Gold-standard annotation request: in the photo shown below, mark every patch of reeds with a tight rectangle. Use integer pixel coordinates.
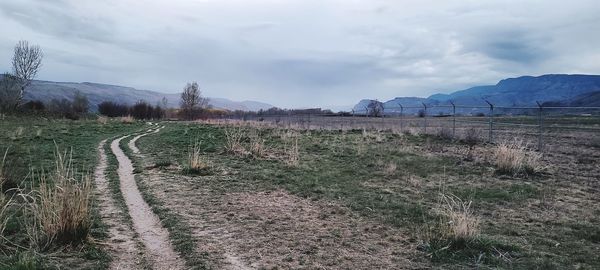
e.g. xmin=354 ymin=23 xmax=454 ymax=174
xmin=26 ymin=147 xmax=92 ymax=248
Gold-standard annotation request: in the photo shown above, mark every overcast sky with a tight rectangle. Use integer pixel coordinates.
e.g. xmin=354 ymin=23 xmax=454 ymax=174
xmin=1 ymin=0 xmax=599 ymax=108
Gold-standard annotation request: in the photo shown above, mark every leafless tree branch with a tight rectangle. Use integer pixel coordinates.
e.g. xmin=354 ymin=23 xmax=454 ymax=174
xmin=12 ymin=40 xmax=43 ymax=107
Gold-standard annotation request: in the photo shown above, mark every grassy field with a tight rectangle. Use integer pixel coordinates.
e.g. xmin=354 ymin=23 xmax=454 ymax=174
xmin=0 ymin=115 xmax=144 ymax=269
xmin=133 ymin=121 xmax=600 ymax=269
xmin=1 ymin=116 xmax=599 ymax=269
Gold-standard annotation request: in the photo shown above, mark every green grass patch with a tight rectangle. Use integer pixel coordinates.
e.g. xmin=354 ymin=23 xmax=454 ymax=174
xmin=453 ymin=183 xmax=539 ymax=203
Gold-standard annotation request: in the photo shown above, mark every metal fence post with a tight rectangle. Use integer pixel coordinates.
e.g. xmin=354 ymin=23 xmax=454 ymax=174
xmin=398 ymin=103 xmax=404 ymax=132
xmin=422 ymin=102 xmax=427 ymax=134
xmin=381 ymin=106 xmax=385 ymax=129
xmin=450 ymin=101 xmax=456 ymax=138
xmin=485 ymin=100 xmax=494 ymax=143
xmin=536 ymin=101 xmax=544 ymax=151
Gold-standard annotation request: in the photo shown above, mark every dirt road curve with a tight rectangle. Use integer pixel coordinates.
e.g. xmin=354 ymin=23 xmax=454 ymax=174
xmin=96 ymin=127 xmax=184 ymax=270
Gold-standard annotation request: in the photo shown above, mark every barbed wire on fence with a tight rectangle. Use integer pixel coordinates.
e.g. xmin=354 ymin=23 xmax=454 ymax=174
xmin=224 ymin=102 xmax=600 ymax=152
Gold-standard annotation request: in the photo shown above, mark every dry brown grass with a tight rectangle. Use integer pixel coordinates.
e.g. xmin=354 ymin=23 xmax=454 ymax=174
xmin=97 ymin=115 xmax=109 ymax=125
xmin=188 ymin=141 xmax=210 ymax=171
xmin=224 ymin=127 xmax=247 ymax=156
xmin=283 ymin=136 xmax=300 ymax=167
xmin=438 ymin=193 xmax=480 ymax=242
xmin=383 ymin=162 xmax=397 ymax=176
xmin=9 ymin=126 xmax=24 ymax=140
xmin=120 ymin=115 xmax=135 ymax=124
xmin=0 ymin=148 xmax=12 ymax=246
xmin=27 ymin=147 xmax=92 ymax=248
xmin=248 ymin=131 xmax=267 ymax=158
xmin=493 ymin=139 xmax=541 ymax=175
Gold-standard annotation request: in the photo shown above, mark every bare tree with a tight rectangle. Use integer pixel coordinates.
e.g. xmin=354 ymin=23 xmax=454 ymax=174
xmin=180 ymin=82 xmax=208 ymax=120
xmin=0 ymin=73 xmax=20 ymax=112
xmin=367 ymin=100 xmax=384 ymax=117
xmin=72 ymin=91 xmax=89 ymax=114
xmin=12 ymin=40 xmax=43 ymax=107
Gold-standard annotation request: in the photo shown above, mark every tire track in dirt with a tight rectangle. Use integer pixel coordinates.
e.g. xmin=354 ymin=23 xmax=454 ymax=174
xmin=94 ymin=140 xmax=142 ymax=270
xmin=130 ymin=125 xmax=253 ymax=270
xmin=129 ymin=126 xmax=163 ymax=155
xmin=111 ymin=129 xmax=184 ymax=270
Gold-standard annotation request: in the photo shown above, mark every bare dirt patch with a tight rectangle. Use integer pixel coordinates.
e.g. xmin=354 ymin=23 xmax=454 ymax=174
xmin=111 ymin=135 xmax=184 ymax=270
xmin=143 ymin=168 xmax=427 ymax=269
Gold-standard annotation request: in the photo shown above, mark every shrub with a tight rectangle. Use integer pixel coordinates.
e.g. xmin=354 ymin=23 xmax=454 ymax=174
xmin=98 ymin=101 xmax=129 ymax=117
xmin=27 ymin=147 xmax=92 ymax=248
xmin=47 ymin=98 xmax=75 ymax=119
xmin=131 ymin=100 xmax=164 ymax=120
xmin=21 ymin=100 xmax=46 ymax=113
xmin=463 ymin=128 xmax=480 ymax=146
xmin=72 ymin=91 xmax=89 ymax=115
xmin=437 ymin=127 xmax=453 ymax=140
xmin=493 ymin=139 xmax=541 ymax=175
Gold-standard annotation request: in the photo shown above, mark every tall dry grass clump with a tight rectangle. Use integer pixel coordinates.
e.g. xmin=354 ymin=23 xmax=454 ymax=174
xmin=283 ymin=136 xmax=300 ymax=167
xmin=1 ymin=148 xmax=12 ymax=245
xmin=97 ymin=115 xmax=109 ymax=125
xmin=120 ymin=115 xmax=134 ymax=124
xmin=439 ymin=193 xmax=480 ymax=242
xmin=248 ymin=131 xmax=267 ymax=158
xmin=224 ymin=127 xmax=247 ymax=156
xmin=184 ymin=141 xmax=210 ymax=175
xmin=493 ymin=139 xmax=541 ymax=175
xmin=421 ymin=193 xmax=480 ymax=255
xmin=27 ymin=147 xmax=92 ymax=248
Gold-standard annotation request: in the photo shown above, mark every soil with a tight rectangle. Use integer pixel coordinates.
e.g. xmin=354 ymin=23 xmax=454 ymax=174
xmin=111 ymin=131 xmax=184 ymax=270
xmin=93 ymin=140 xmax=142 ymax=270
xmin=141 ymin=169 xmax=427 ymax=269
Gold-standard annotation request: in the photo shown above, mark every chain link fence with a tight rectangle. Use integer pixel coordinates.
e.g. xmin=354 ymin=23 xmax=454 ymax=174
xmin=223 ymin=103 xmax=600 ymax=152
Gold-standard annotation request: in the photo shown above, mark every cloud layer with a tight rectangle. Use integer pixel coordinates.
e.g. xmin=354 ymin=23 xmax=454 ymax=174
xmin=1 ymin=0 xmax=599 ymax=108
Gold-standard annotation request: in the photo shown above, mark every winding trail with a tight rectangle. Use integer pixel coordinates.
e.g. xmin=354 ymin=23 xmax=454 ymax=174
xmin=94 ymin=140 xmax=141 ymax=270
xmin=110 ymin=127 xmax=184 ymax=270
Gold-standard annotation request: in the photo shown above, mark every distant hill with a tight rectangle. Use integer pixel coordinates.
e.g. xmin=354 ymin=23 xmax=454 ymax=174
xmin=354 ymin=74 xmax=600 ymax=114
xmin=10 ymin=77 xmax=274 ymax=112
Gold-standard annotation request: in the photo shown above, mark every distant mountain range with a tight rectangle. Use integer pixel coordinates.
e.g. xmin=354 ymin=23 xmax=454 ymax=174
xmin=11 ymin=78 xmax=274 ymax=112
xmin=354 ymin=74 xmax=600 ymax=114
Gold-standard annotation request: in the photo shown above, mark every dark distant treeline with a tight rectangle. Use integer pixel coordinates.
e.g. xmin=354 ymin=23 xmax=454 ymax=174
xmin=228 ymin=107 xmax=336 ymax=118
xmin=98 ymin=101 xmax=165 ymax=120
xmin=7 ymin=91 xmax=91 ymax=119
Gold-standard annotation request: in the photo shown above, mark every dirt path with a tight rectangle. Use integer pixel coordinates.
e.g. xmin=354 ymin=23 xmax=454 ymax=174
xmin=110 ymin=130 xmax=184 ymax=270
xmin=129 ymin=126 xmax=163 ymax=155
xmin=94 ymin=140 xmax=142 ymax=270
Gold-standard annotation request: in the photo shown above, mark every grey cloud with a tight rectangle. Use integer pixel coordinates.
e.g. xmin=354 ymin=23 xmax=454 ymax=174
xmin=0 ymin=0 xmax=115 ymax=44
xmin=0 ymin=0 xmax=599 ymax=108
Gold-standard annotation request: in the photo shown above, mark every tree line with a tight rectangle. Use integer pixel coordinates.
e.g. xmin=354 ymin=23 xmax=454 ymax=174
xmin=0 ymin=40 xmax=249 ymax=121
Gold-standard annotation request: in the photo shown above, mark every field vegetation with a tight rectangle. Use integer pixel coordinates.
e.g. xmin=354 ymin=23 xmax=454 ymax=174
xmin=130 ymin=120 xmax=600 ymax=269
xmin=1 ymin=112 xmax=599 ymax=269
xmin=0 ymin=115 xmax=144 ymax=268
